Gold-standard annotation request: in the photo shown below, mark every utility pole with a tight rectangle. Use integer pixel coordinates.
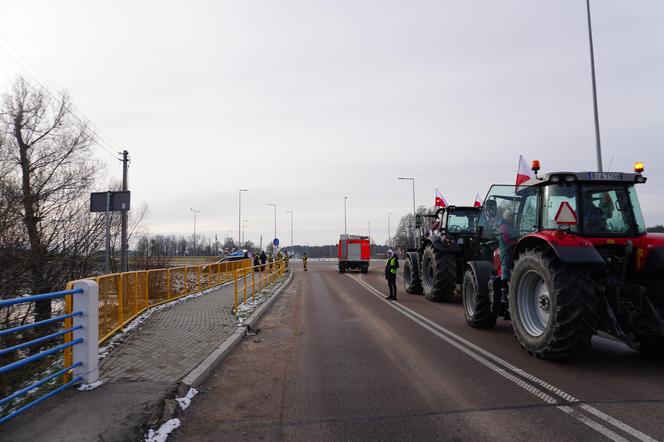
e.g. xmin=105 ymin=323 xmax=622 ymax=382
xmin=239 ymin=189 xmax=248 ymax=250
xmin=586 ymin=0 xmax=603 ymax=171
xmin=120 ymin=150 xmax=129 ymax=272
xmin=190 ymin=208 xmax=200 ymax=256
xmin=388 ymin=211 xmax=393 ymax=248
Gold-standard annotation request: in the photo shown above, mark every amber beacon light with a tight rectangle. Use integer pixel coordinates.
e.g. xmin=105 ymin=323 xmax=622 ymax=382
xmin=634 ymin=162 xmax=645 ymax=173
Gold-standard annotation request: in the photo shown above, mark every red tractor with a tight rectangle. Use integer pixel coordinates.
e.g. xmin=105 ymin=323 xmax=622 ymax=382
xmin=462 ymin=162 xmax=664 ymax=359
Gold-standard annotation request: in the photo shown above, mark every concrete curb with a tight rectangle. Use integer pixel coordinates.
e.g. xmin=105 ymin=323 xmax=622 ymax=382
xmin=180 ymin=270 xmax=294 ymax=390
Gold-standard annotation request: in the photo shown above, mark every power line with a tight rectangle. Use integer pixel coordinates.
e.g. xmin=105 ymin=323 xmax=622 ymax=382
xmin=0 ymin=36 xmax=122 ymax=160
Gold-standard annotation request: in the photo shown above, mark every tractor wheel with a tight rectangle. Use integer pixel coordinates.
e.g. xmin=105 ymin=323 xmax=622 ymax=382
xmin=462 ymin=270 xmax=496 ymax=328
xmin=403 ymin=253 xmax=422 ymax=294
xmin=509 ymin=249 xmax=598 ymax=360
xmin=421 ymin=245 xmax=456 ymax=302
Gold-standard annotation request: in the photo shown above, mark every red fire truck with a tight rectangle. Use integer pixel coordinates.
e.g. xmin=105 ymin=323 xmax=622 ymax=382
xmin=338 ymin=234 xmax=371 ymax=273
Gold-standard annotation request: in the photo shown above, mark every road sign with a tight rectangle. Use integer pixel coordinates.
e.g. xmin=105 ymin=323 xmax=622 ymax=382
xmin=554 ymin=201 xmax=577 ymax=225
xmin=273 ymin=238 xmax=280 ymax=247
xmin=90 ymin=191 xmax=131 ymax=212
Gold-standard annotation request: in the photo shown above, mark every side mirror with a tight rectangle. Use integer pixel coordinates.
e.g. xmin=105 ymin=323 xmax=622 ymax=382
xmin=415 ymin=214 xmax=423 ymax=228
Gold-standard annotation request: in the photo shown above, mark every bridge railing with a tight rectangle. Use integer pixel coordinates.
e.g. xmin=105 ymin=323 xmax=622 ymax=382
xmin=233 ymin=259 xmax=287 ymax=312
xmin=0 ymin=280 xmax=98 ymax=425
xmin=64 ymin=258 xmax=252 ymax=347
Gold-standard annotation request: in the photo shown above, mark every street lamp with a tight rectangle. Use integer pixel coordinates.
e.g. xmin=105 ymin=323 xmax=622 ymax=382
xmin=242 ymin=219 xmax=248 ymax=246
xmin=239 ymin=189 xmax=248 ymax=249
xmin=344 ymin=196 xmax=348 ymax=234
xmin=267 ymin=203 xmax=277 ymax=244
xmin=286 ymin=210 xmax=294 ymax=256
xmin=388 ymin=211 xmax=393 ymax=248
xmin=189 ymin=208 xmax=200 ymax=256
xmin=398 ymin=177 xmax=416 ymax=248
xmin=585 ymin=0 xmax=603 ymax=171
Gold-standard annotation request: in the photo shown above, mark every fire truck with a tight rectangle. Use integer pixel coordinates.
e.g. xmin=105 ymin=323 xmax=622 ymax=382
xmin=338 ymin=234 xmax=371 ymax=273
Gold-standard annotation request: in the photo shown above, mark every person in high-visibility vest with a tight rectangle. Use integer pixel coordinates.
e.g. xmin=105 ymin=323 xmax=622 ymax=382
xmin=384 ymin=250 xmax=399 ymax=300
xmin=302 ymin=253 xmax=308 ymax=271
xmin=284 ymin=252 xmax=290 ymax=268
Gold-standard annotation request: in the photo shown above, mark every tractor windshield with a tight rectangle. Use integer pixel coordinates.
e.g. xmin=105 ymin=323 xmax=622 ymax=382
xmin=542 ymin=183 xmax=646 ymax=236
xmin=445 ymin=210 xmax=479 ymax=234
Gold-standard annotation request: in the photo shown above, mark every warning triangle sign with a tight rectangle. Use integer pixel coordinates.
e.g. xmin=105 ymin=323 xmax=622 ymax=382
xmin=554 ymin=201 xmax=578 ymax=225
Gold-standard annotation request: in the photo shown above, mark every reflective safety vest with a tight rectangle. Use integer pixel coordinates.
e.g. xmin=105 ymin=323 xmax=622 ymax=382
xmin=387 ymin=256 xmax=399 ymax=275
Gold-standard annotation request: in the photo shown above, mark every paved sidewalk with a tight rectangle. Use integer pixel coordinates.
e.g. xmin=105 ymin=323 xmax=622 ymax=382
xmin=1 ymin=281 xmax=257 ymax=442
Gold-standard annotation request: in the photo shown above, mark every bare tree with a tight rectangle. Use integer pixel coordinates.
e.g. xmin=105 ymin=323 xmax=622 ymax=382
xmin=0 ymin=78 xmax=103 ymax=320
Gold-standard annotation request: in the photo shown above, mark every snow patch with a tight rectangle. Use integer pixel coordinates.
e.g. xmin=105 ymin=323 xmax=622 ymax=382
xmin=175 ymin=387 xmax=198 ymax=410
xmin=77 ymin=380 xmax=103 ymax=391
xmin=145 ymin=418 xmax=181 ymax=442
xmin=234 ymin=274 xmax=288 ymax=323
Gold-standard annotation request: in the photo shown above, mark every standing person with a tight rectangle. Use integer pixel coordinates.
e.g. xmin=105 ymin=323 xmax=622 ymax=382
xmin=284 ymin=252 xmax=290 ymax=269
xmin=498 ymin=209 xmax=517 ymax=310
xmin=385 ymin=250 xmax=399 ymax=300
xmin=253 ymin=253 xmax=260 ymax=271
xmin=260 ymin=250 xmax=267 ymax=272
xmin=302 ymin=252 xmax=308 ymax=272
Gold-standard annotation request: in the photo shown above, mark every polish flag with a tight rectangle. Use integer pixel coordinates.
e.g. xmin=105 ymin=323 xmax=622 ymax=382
xmin=434 ymin=189 xmax=448 ymax=208
xmin=474 ymin=193 xmax=482 ymax=208
xmin=516 ymin=155 xmax=534 ymax=188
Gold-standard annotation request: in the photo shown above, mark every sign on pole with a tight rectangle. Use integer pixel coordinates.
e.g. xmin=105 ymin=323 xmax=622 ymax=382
xmin=90 ymin=191 xmax=131 ymax=212
xmin=273 ymin=238 xmax=280 ymax=247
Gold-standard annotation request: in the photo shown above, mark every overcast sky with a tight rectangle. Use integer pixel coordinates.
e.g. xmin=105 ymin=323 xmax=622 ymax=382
xmin=1 ymin=1 xmax=663 ymax=246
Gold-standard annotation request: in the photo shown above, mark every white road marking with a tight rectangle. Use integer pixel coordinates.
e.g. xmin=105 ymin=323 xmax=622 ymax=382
xmin=348 ymin=274 xmax=657 ymax=442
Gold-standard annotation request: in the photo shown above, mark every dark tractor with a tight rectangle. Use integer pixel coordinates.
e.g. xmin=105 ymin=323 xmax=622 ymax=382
xmin=463 ymin=162 xmax=664 ymax=359
xmin=404 ymin=206 xmax=482 ymax=302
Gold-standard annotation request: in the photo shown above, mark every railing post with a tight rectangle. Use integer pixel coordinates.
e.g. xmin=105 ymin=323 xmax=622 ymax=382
xmin=72 ymin=279 xmax=99 ymax=384
xmin=243 ymin=271 xmax=247 ymax=305
xmin=184 ymin=267 xmax=188 ymax=294
xmin=233 ymin=269 xmax=238 ymax=313
xmin=117 ymin=274 xmax=124 ymax=326
xmin=252 ymin=268 xmax=255 ymax=302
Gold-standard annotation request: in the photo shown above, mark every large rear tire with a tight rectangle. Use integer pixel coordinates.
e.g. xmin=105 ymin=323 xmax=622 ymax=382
xmin=509 ymin=249 xmax=598 ymax=360
xmin=462 ymin=270 xmax=496 ymax=328
xmin=403 ymin=253 xmax=422 ymax=294
xmin=421 ymin=245 xmax=456 ymax=302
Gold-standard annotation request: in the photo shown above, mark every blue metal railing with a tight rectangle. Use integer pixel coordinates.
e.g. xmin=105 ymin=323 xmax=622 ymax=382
xmin=0 ymin=288 xmax=85 ymax=425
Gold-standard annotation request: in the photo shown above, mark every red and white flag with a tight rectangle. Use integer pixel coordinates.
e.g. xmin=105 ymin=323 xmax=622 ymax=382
xmin=474 ymin=193 xmax=482 ymax=208
xmin=516 ymin=155 xmax=534 ymax=188
xmin=434 ymin=189 xmax=448 ymax=208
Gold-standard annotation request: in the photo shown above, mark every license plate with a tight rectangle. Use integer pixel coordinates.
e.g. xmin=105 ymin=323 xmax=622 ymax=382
xmin=588 ymin=172 xmax=623 ymax=181
xmin=457 ymin=238 xmax=464 ymax=245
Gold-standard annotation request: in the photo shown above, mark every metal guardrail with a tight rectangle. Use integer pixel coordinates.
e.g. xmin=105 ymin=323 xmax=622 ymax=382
xmin=0 ymin=281 xmax=99 ymax=425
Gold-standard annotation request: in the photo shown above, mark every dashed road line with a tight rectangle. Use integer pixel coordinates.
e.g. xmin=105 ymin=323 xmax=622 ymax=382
xmin=348 ymin=274 xmax=657 ymax=442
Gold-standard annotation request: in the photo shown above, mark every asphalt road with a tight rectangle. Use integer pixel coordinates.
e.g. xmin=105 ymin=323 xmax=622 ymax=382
xmin=174 ymin=261 xmax=664 ymax=441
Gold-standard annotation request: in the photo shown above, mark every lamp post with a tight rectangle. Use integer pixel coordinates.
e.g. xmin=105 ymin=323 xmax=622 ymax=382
xmin=189 ymin=208 xmax=200 ymax=256
xmin=344 ymin=196 xmax=348 ymax=234
xmin=585 ymin=0 xmax=603 ymax=171
xmin=398 ymin=177 xmax=416 ymax=248
xmin=388 ymin=211 xmax=393 ymax=248
xmin=267 ymin=203 xmax=277 ymax=244
xmin=286 ymin=210 xmax=293 ymax=256
xmin=239 ymin=189 xmax=248 ymax=249
xmin=242 ymin=219 xmax=248 ymax=246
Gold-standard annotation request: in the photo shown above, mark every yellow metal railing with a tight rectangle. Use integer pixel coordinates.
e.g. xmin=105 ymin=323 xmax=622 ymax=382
xmin=63 ymin=258 xmax=289 ymax=382
xmin=232 ymin=259 xmax=287 ymax=313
